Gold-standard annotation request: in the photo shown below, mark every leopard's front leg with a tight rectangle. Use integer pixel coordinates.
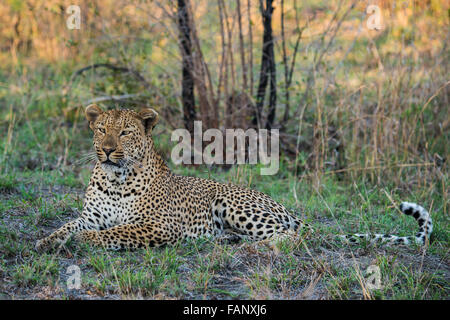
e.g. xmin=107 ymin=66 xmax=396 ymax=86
xmin=74 ymin=222 xmax=181 ymax=250
xmin=35 ymin=217 xmax=94 ymax=252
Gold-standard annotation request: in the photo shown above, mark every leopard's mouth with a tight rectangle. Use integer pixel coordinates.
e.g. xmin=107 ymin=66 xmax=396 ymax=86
xmin=102 ymin=159 xmax=121 ymax=167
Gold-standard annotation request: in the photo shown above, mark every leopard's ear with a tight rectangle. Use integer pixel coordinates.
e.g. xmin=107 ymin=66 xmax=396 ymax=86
xmin=138 ymin=108 xmax=159 ymax=133
xmin=85 ymin=104 xmax=103 ymax=125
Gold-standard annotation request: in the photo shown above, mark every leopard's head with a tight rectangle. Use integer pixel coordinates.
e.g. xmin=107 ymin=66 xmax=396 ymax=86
xmin=85 ymin=104 xmax=159 ymax=171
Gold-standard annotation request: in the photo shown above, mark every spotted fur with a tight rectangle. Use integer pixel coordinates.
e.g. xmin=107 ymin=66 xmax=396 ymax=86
xmin=339 ymin=202 xmax=433 ymax=245
xmin=35 ymin=106 xmax=433 ymax=251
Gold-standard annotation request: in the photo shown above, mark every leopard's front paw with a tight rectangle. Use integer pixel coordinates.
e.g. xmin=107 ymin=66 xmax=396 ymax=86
xmin=35 ymin=233 xmax=67 ymax=252
xmin=35 ymin=237 xmax=55 ymax=252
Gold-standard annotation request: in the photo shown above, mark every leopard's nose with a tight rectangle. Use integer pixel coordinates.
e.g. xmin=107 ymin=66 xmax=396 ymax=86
xmin=102 ymin=147 xmax=116 ymax=156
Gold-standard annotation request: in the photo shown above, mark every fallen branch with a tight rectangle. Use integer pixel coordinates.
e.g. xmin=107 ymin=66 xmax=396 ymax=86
xmin=70 ymin=63 xmax=151 ymax=90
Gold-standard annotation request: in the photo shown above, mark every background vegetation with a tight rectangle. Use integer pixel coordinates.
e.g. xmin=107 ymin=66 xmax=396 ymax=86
xmin=0 ymin=0 xmax=448 ymax=299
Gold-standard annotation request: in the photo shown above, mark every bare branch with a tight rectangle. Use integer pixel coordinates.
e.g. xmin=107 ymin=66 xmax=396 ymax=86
xmin=70 ymin=63 xmax=151 ymax=89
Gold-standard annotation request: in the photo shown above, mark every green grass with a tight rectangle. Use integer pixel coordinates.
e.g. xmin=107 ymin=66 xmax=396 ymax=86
xmin=0 ymin=119 xmax=448 ymax=299
xmin=12 ymin=254 xmax=60 ymax=288
xmin=0 ymin=122 xmax=448 ymax=299
xmin=0 ymin=163 xmax=448 ymax=299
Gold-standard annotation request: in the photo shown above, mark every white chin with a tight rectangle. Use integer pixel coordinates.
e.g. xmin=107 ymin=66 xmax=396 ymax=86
xmin=101 ymin=162 xmax=122 ymax=172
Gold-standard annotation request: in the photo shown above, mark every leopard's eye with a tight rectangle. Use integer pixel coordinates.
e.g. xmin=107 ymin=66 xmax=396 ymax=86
xmin=120 ymin=130 xmax=132 ymax=136
xmin=98 ymin=127 xmax=106 ymax=134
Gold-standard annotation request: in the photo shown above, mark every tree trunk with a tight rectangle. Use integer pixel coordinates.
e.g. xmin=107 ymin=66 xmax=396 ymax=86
xmin=253 ymin=0 xmax=276 ymax=129
xmin=177 ymin=0 xmax=196 ymax=135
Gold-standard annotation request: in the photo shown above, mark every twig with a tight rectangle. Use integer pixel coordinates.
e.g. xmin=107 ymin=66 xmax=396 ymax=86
xmin=70 ymin=63 xmax=151 ymax=90
xmin=295 ymin=0 xmax=356 ymax=118
xmin=237 ymin=0 xmax=248 ymax=92
xmin=281 ymin=0 xmax=304 ymax=127
xmin=247 ymin=0 xmax=254 ymax=97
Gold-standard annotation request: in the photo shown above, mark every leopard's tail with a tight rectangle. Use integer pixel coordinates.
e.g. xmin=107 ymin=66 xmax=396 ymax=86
xmin=339 ymin=202 xmax=433 ymax=245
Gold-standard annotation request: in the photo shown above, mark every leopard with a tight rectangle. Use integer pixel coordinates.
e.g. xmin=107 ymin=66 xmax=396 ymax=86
xmin=35 ymin=104 xmax=433 ymax=251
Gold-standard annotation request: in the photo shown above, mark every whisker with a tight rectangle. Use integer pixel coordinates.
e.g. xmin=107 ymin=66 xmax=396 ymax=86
xmin=74 ymin=157 xmax=97 ymax=165
xmin=126 ymin=157 xmax=143 ymax=169
xmin=74 ymin=151 xmax=98 ymax=165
